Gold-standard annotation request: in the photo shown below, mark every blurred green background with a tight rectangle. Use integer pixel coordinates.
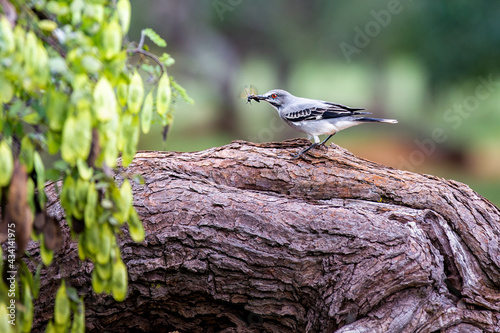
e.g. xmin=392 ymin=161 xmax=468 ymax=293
xmin=129 ymin=0 xmax=500 ymax=206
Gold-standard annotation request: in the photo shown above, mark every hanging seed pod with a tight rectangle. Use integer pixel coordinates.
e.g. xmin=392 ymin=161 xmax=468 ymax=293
xmin=127 ymin=70 xmax=144 ymax=114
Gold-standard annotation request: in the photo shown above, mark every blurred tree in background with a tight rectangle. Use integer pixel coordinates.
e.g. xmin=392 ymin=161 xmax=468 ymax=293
xmin=132 ymin=0 xmax=500 ymax=205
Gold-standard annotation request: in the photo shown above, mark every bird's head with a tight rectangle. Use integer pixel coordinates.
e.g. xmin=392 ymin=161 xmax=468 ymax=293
xmin=247 ymin=89 xmax=294 ymax=110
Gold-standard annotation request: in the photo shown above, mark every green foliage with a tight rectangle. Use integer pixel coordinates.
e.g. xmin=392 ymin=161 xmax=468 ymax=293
xmin=142 ymin=28 xmax=167 ymax=48
xmin=0 ymin=0 xmax=191 ymax=331
xmin=44 ymin=281 xmax=84 ymax=333
xmin=156 ymin=73 xmax=172 ymax=117
xmin=0 ymin=141 xmax=13 ymax=187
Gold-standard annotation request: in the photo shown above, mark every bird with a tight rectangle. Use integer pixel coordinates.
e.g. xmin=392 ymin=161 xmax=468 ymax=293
xmin=247 ymin=89 xmax=398 ymax=158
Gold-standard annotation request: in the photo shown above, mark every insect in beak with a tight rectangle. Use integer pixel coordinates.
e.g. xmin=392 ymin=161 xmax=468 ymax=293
xmin=246 ymin=94 xmax=261 ymax=104
xmin=243 ymin=85 xmax=260 ymax=104
xmin=247 ymin=94 xmax=266 ymax=104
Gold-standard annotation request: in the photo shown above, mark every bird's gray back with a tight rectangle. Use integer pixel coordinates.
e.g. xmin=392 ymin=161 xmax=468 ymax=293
xmin=281 ymin=97 xmax=327 ymax=115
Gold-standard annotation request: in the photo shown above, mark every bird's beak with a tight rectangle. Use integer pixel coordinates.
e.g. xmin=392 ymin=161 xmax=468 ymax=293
xmin=247 ymin=94 xmax=266 ymax=103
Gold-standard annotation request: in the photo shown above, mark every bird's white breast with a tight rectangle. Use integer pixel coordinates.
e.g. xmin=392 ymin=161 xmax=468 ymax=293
xmin=286 ymin=119 xmax=361 ymax=136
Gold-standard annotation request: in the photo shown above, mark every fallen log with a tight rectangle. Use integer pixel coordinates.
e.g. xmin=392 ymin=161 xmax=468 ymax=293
xmin=32 ymin=139 xmax=500 ymax=332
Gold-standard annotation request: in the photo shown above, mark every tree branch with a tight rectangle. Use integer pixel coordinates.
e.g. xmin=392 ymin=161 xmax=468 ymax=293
xmin=127 ymin=29 xmax=166 ymax=84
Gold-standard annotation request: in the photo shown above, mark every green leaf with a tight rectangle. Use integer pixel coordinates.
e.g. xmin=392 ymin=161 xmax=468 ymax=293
xmin=20 ymin=280 xmax=34 ymax=332
xmin=0 ymin=75 xmax=13 ymax=103
xmin=96 ymin=223 xmax=112 ymax=265
xmin=119 ymin=179 xmax=133 ymax=219
xmin=23 ymin=109 xmax=42 ymax=125
xmin=19 ymin=136 xmax=34 ymax=173
xmin=23 ymin=31 xmax=38 ymax=84
xmin=18 ymin=261 xmax=34 ymax=296
xmin=121 ymin=114 xmax=140 ymax=166
xmin=140 ymin=64 xmax=154 ymax=74
xmin=65 ymin=286 xmax=80 ymax=303
xmin=156 ymin=73 xmax=171 ymax=116
xmin=77 ymin=236 xmax=86 ymax=261
xmin=112 ymin=179 xmax=132 ymax=223
xmin=54 ymin=281 xmax=70 ymax=326
xmin=48 ymin=57 xmax=68 ymax=74
xmin=61 ymin=109 xmax=92 ymax=166
xmin=47 ymin=130 xmax=62 ymax=155
xmin=0 ymin=140 xmax=13 ymax=187
xmin=46 ymin=1 xmax=69 ymax=16
xmin=33 ymin=39 xmax=49 ymax=88
xmin=93 ymin=76 xmax=117 ymax=122
xmin=0 ymin=17 xmax=15 ymax=55
xmin=26 ymin=177 xmax=36 ymax=216
xmin=46 ymin=90 xmax=69 ymax=131
xmin=84 ymin=181 xmax=97 ymax=228
xmin=81 ymin=55 xmax=102 ymax=74
xmin=128 ymin=206 xmax=144 ymax=242
xmin=45 ymin=320 xmax=56 ymax=333
xmin=76 ymin=159 xmax=93 ymax=181
xmin=73 ymin=177 xmax=89 ymax=220
xmin=91 ymin=270 xmax=106 ymax=294
xmin=101 ymin=198 xmax=113 ymax=210
xmin=142 ymin=28 xmax=166 ymax=48
xmin=95 ymin=261 xmax=112 ymax=281
xmin=54 ymin=160 xmax=69 ymax=172
xmin=33 ymin=263 xmax=42 ymax=299
xmin=100 ymin=21 xmax=122 ymax=60
xmin=98 ymin=112 xmax=120 ymax=167
xmin=111 ymin=258 xmax=128 ymax=301
xmin=70 ymin=0 xmax=84 ymax=26
xmin=84 ymin=222 xmax=99 ymax=256
xmin=159 ymin=53 xmax=175 ymax=67
xmin=116 ymin=79 xmax=128 ymax=107
xmin=171 ymin=78 xmax=194 ymax=104
xmin=127 ymin=70 xmax=144 ymax=114
xmin=38 ymin=20 xmax=58 ymax=32
xmin=13 ymin=25 xmax=25 ymax=56
xmin=82 ymin=3 xmax=104 ymax=24
xmin=34 ymin=151 xmax=46 ymax=207
xmin=141 ymin=91 xmax=153 ymax=134
xmin=70 ymin=298 xmax=85 ymax=333
xmin=60 ymin=175 xmax=76 ymax=217
xmin=40 ymin=233 xmax=54 ymax=266
xmin=117 ymin=0 xmax=131 ymax=34
xmin=0 ymin=303 xmax=15 ymax=333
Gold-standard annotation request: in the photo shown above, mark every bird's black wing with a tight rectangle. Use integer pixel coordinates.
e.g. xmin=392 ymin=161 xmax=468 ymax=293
xmin=284 ymin=103 xmax=370 ymax=123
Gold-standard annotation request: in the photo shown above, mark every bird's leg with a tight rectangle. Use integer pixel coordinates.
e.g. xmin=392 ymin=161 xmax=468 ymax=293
xmin=319 ymin=134 xmax=335 ymax=148
xmin=292 ymin=142 xmax=319 ymax=158
xmin=293 ymin=133 xmax=336 ymax=158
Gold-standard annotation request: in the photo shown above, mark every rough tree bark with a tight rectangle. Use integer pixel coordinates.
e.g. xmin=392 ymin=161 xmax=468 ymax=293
xmin=32 ymin=139 xmax=500 ymax=332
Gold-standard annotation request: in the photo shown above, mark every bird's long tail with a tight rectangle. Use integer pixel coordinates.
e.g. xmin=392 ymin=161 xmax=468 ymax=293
xmin=356 ymin=117 xmax=398 ymax=124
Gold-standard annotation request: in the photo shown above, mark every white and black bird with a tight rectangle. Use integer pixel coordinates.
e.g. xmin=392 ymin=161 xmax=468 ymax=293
xmin=247 ymin=89 xmax=398 ymax=158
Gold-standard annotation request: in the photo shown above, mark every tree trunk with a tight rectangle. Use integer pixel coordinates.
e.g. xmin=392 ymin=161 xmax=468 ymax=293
xmin=32 ymin=139 xmax=500 ymax=332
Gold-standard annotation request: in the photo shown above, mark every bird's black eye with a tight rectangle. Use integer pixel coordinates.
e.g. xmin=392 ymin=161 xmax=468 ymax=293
xmin=271 ymin=93 xmax=277 ymax=98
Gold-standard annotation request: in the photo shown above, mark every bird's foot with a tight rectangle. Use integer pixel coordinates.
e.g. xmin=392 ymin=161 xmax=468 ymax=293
xmin=292 ymin=143 xmax=319 ymax=159
xmin=292 ymin=152 xmax=313 ymax=160
xmin=318 ymin=143 xmax=329 ymax=151
xmin=291 ymin=152 xmax=304 ymax=159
